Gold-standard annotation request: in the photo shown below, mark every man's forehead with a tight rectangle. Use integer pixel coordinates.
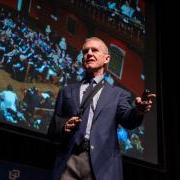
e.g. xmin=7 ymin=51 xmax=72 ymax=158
xmin=83 ymin=39 xmax=100 ymax=46
xmin=82 ymin=39 xmax=107 ymax=50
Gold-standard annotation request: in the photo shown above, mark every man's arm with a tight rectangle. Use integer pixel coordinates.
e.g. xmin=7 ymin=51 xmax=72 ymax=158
xmin=47 ymin=88 xmax=81 ymax=142
xmin=116 ymin=89 xmax=156 ymax=130
xmin=48 ymin=89 xmax=64 ymax=139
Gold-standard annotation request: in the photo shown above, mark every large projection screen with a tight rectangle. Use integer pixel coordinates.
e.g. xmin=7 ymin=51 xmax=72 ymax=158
xmin=0 ymin=0 xmax=163 ymax=166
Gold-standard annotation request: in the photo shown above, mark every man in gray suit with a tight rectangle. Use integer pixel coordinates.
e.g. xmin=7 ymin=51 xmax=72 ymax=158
xmin=49 ymin=37 xmax=156 ymax=180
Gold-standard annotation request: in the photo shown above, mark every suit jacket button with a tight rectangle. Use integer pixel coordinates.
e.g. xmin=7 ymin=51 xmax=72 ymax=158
xmin=90 ymin=145 xmax=94 ymax=150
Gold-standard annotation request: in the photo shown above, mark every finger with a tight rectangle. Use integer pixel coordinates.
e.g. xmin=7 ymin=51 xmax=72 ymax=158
xmin=145 ymin=105 xmax=152 ymax=112
xmin=68 ymin=123 xmax=76 ymax=128
xmin=64 ymin=123 xmax=75 ymax=132
xmin=64 ymin=128 xmax=71 ymax=133
xmin=144 ymin=101 xmax=153 ymax=106
xmin=135 ymin=97 xmax=141 ymax=103
xmin=135 ymin=97 xmax=143 ymax=105
xmin=145 ymin=108 xmax=151 ymax=112
xmin=69 ymin=117 xmax=77 ymax=121
xmin=68 ymin=117 xmax=80 ymax=124
xmin=66 ymin=122 xmax=76 ymax=128
xmin=72 ymin=118 xmax=81 ymax=125
xmin=64 ymin=124 xmax=71 ymax=132
xmin=146 ymin=104 xmax=152 ymax=109
xmin=66 ymin=119 xmax=80 ymax=131
xmin=74 ymin=118 xmax=81 ymax=124
xmin=147 ymin=94 xmax=156 ymax=99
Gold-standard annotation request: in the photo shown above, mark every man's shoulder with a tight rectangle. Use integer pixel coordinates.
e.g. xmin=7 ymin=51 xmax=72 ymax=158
xmin=107 ymin=82 xmax=125 ymax=91
xmin=108 ymin=83 xmax=131 ymax=96
xmin=62 ymin=82 xmax=80 ymax=90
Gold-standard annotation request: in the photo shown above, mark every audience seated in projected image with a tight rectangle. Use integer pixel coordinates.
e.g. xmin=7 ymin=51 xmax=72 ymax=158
xmin=132 ymin=6 xmax=144 ymax=24
xmin=0 ymin=8 xmax=83 ymax=86
xmin=0 ymin=83 xmax=55 ymax=129
xmin=80 ymin=0 xmax=145 ymax=25
xmin=120 ymin=0 xmax=135 ymax=18
xmin=0 ymin=84 xmax=25 ymax=124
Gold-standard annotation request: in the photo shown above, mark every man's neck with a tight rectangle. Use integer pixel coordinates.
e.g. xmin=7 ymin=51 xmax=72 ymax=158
xmin=86 ymin=72 xmax=104 ymax=79
xmin=86 ymin=69 xmax=105 ymax=78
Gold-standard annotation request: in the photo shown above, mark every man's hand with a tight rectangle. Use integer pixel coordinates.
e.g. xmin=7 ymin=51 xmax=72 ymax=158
xmin=64 ymin=116 xmax=81 ymax=133
xmin=135 ymin=92 xmax=156 ymax=115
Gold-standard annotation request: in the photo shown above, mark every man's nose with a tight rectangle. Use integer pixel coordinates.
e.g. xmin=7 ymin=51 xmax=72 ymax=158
xmin=87 ymin=48 xmax=93 ymax=55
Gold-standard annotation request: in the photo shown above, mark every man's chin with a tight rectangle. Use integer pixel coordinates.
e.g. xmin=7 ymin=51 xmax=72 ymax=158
xmin=84 ymin=65 xmax=93 ymax=70
xmin=85 ymin=67 xmax=94 ymax=73
xmin=85 ymin=67 xmax=102 ymax=73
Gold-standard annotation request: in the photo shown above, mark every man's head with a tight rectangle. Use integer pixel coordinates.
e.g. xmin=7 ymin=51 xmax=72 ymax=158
xmin=82 ymin=37 xmax=110 ymax=76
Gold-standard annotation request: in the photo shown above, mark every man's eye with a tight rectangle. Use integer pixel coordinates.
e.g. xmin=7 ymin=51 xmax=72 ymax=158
xmin=91 ymin=48 xmax=98 ymax=52
xmin=82 ymin=49 xmax=88 ymax=54
xmin=82 ymin=48 xmax=98 ymax=54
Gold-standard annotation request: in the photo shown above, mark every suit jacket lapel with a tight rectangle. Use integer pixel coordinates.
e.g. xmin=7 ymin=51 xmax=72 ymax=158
xmin=92 ymin=83 xmax=112 ymax=123
xmin=71 ymin=83 xmax=81 ymax=114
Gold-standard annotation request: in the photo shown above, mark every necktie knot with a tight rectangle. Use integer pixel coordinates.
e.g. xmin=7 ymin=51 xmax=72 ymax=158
xmin=84 ymin=77 xmax=94 ymax=84
xmin=81 ymin=79 xmax=94 ymax=104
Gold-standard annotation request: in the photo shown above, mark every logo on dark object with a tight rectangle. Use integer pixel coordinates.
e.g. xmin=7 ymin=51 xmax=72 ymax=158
xmin=8 ymin=169 xmax=21 ymax=180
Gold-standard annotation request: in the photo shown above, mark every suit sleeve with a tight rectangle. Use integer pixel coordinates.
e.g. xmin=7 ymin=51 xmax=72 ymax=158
xmin=47 ymin=88 xmax=67 ymax=141
xmin=116 ymin=89 xmax=144 ymax=130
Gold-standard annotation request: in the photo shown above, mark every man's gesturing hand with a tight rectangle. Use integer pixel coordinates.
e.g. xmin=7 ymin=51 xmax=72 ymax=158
xmin=135 ymin=90 xmax=156 ymax=115
xmin=64 ymin=116 xmax=81 ymax=133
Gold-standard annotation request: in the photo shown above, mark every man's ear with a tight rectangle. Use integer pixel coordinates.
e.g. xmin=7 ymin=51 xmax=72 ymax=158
xmin=104 ymin=54 xmax=110 ymax=64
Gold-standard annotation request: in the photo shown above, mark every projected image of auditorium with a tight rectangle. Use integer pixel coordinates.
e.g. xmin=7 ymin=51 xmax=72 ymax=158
xmin=0 ymin=0 xmax=158 ymax=163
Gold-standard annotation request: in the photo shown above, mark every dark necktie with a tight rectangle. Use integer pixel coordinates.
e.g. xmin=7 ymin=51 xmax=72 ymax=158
xmin=81 ymin=79 xmax=94 ymax=107
xmin=76 ymin=79 xmax=95 ymax=144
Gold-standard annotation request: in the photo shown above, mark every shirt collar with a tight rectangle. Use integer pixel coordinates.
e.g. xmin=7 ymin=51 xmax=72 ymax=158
xmin=93 ymin=75 xmax=104 ymax=84
xmin=82 ymin=74 xmax=104 ymax=84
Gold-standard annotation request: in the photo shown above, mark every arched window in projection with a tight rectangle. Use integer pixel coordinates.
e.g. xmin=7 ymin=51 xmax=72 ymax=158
xmin=108 ymin=44 xmax=125 ymax=79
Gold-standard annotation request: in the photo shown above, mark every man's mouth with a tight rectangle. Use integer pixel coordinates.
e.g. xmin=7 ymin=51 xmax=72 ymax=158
xmin=86 ymin=59 xmax=94 ymax=63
